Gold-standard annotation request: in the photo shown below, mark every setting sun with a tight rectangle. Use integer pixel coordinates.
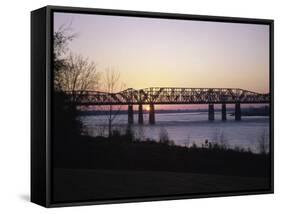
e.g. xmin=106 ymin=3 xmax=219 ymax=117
xmin=145 ymin=106 xmax=150 ymax=111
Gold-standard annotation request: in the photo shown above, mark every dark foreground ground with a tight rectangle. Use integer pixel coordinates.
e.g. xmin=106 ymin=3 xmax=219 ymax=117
xmin=52 ymin=168 xmax=269 ymax=203
xmin=52 ymin=135 xmax=271 ymax=203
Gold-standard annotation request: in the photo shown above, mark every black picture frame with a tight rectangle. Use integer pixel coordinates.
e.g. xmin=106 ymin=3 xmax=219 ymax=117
xmin=31 ymin=5 xmax=274 ymax=208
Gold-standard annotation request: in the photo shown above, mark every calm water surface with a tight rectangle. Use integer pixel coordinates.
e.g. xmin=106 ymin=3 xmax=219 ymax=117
xmin=80 ymin=112 xmax=270 ymax=153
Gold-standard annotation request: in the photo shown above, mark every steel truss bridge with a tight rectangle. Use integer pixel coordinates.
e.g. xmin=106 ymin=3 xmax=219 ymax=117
xmin=67 ymin=87 xmax=270 ymax=124
xmin=68 ymin=87 xmax=269 ymax=105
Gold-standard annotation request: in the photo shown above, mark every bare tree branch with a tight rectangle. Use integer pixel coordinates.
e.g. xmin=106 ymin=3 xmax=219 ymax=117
xmin=57 ymin=53 xmax=100 ymax=94
xmin=102 ymin=68 xmax=125 ymax=137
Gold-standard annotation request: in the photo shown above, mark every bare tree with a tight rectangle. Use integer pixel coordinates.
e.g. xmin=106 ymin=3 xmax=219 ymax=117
xmin=53 ymin=24 xmax=101 ymax=140
xmin=54 ymin=25 xmax=76 ymax=59
xmin=53 ymin=24 xmax=99 ymax=95
xmin=58 ymin=53 xmax=100 ymax=94
xmin=53 ymin=24 xmax=77 ymax=91
xmin=102 ymin=67 xmax=125 ymax=137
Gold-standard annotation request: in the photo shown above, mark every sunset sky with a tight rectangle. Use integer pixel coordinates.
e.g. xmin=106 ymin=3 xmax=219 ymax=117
xmin=54 ymin=12 xmax=270 ymax=94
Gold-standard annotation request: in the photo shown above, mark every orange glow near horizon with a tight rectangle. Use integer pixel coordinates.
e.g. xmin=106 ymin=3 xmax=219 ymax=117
xmin=145 ymin=105 xmax=150 ymax=111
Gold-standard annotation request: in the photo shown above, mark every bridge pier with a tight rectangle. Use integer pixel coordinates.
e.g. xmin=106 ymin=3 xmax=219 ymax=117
xmin=138 ymin=104 xmax=143 ymax=124
xmin=208 ymin=104 xmax=214 ymax=121
xmin=221 ymin=103 xmax=227 ymax=121
xmin=128 ymin=105 xmax=134 ymax=124
xmin=235 ymin=103 xmax=241 ymax=121
xmin=149 ymin=104 xmax=155 ymax=125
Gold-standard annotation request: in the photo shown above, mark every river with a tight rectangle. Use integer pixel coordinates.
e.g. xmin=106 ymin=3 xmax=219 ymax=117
xmin=79 ymin=111 xmax=270 ymax=153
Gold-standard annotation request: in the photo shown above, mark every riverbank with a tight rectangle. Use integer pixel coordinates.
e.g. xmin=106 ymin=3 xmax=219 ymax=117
xmin=53 ymin=134 xmax=270 ymax=178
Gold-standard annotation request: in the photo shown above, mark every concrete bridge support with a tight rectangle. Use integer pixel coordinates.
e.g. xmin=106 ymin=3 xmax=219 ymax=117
xmin=221 ymin=103 xmax=227 ymax=121
xmin=128 ymin=104 xmax=134 ymax=124
xmin=208 ymin=104 xmax=214 ymax=121
xmin=149 ymin=104 xmax=155 ymax=124
xmin=235 ymin=103 xmax=241 ymax=121
xmin=138 ymin=104 xmax=143 ymax=124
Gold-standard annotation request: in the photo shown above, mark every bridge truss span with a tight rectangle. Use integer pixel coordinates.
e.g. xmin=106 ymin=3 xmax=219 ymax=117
xmin=67 ymin=87 xmax=270 ymax=106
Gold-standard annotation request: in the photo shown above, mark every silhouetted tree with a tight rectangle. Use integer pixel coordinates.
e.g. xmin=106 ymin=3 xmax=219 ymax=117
xmin=52 ymin=25 xmax=100 ymax=150
xmin=58 ymin=53 xmax=100 ymax=102
xmin=54 ymin=25 xmax=99 ymax=94
xmin=102 ymin=68 xmax=124 ymax=137
xmin=53 ymin=24 xmax=76 ymax=91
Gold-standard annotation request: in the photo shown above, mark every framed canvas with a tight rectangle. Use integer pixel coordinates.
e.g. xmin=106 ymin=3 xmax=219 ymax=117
xmin=31 ymin=5 xmax=274 ymax=207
